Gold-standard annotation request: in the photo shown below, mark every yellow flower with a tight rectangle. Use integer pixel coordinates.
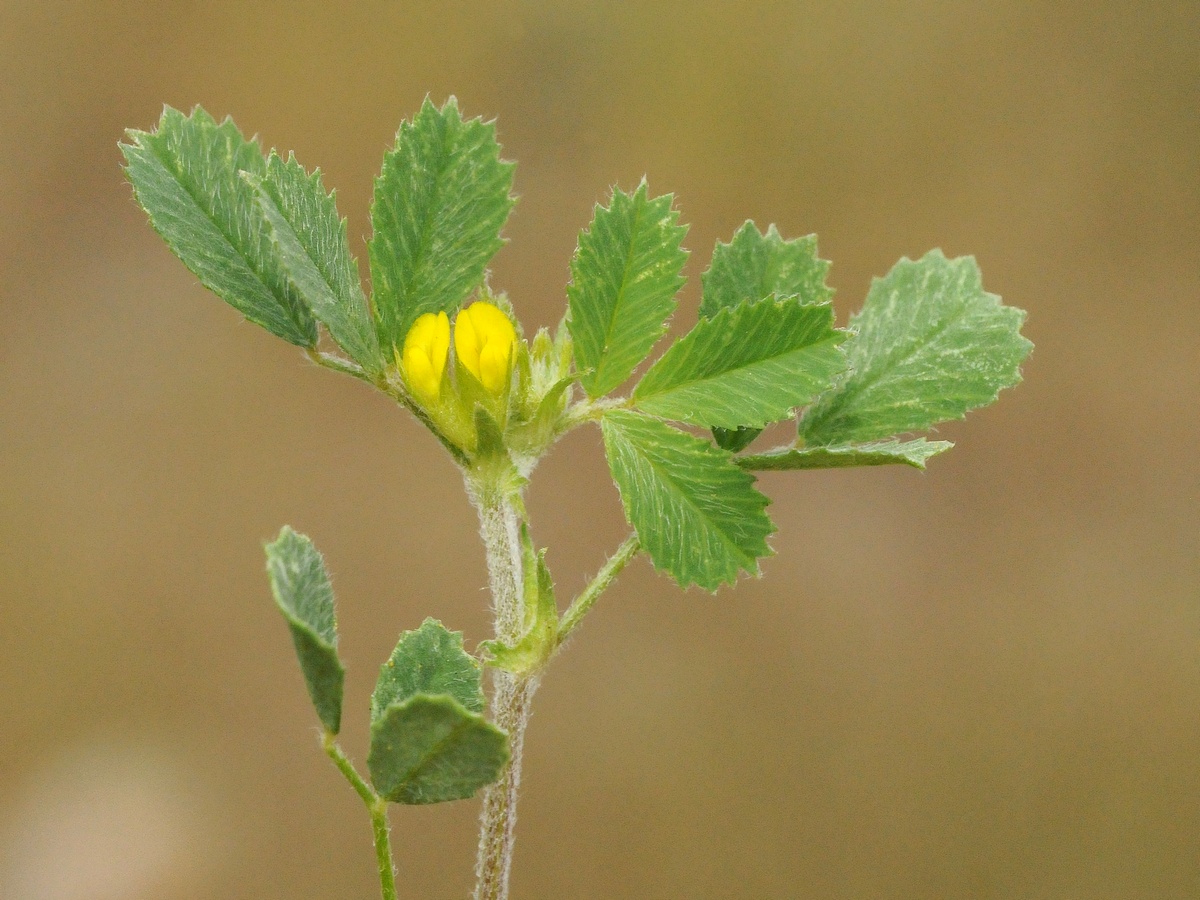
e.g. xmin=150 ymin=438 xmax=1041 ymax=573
xmin=455 ymin=301 xmax=516 ymax=396
xmin=400 ymin=311 xmax=451 ymax=404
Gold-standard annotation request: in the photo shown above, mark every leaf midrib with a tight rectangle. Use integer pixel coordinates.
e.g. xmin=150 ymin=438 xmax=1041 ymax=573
xmin=592 ymin=193 xmax=650 ymax=389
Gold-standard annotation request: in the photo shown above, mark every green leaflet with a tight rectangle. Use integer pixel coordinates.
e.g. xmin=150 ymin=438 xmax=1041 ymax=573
xmin=737 ymin=438 xmax=954 ymax=471
xmin=567 ymin=182 xmax=688 ymax=398
xmin=633 ymin=297 xmax=846 ymax=429
xmin=371 ymin=619 xmax=485 ymax=720
xmin=249 ymin=152 xmax=382 ymax=373
xmin=601 ymin=410 xmax=773 ymax=592
xmin=369 ymin=98 xmax=516 ymax=354
xmin=367 ymin=694 xmax=509 ymax=805
xmin=802 ymin=250 xmax=1032 ymax=445
xmin=700 ymin=223 xmax=833 ymax=448
xmin=265 ymin=527 xmax=345 ymax=734
xmin=121 ymin=107 xmax=317 ymax=347
xmin=700 ymin=221 xmax=832 ymax=318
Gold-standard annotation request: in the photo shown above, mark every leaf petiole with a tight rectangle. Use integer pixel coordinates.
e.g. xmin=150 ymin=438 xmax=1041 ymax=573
xmin=560 ymin=395 xmax=632 ymax=431
xmin=558 ymin=533 xmax=640 ymax=644
xmin=307 ymin=348 xmax=370 ymax=381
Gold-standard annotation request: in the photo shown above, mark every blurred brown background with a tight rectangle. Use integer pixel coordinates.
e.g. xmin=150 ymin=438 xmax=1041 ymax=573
xmin=1 ymin=1 xmax=1197 ymax=898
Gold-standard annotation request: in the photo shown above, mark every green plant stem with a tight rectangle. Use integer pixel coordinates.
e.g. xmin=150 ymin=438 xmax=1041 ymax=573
xmin=472 ymin=491 xmax=533 ymax=900
xmin=474 ymin=670 xmax=539 ymax=900
xmin=558 ymin=533 xmax=640 ymax=643
xmin=475 ymin=490 xmax=526 ymax=644
xmin=369 ymin=799 xmax=399 ymax=900
xmin=323 ymin=731 xmax=399 ymax=900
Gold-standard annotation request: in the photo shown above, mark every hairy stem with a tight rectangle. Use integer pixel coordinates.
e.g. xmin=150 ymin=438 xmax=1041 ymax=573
xmin=475 ymin=492 xmax=525 ymax=644
xmin=369 ymin=800 xmax=399 ymax=900
xmin=323 ymin=732 xmax=398 ymax=900
xmin=470 ymin=495 xmax=639 ymax=896
xmin=474 ymin=671 xmax=539 ymax=900
xmin=472 ymin=490 xmax=534 ymax=900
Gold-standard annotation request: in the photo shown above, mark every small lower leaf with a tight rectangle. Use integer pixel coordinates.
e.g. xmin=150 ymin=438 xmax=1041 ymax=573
xmin=736 ymin=438 xmax=954 ymax=471
xmin=368 ymin=694 xmax=509 ymax=805
xmin=265 ymin=527 xmax=345 ymax=734
xmin=372 ymin=619 xmax=485 ymax=723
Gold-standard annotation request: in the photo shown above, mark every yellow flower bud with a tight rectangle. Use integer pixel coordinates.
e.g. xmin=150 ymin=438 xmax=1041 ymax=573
xmin=400 ymin=311 xmax=451 ymax=404
xmin=454 ymin=301 xmax=516 ymax=396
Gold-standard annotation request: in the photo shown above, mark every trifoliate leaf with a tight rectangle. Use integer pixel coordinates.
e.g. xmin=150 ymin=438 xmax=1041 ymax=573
xmin=369 ymin=97 xmax=515 ymax=354
xmin=633 ymin=297 xmax=846 ymax=429
xmin=567 ymin=182 xmax=688 ymax=398
xmin=371 ymin=619 xmax=485 ymax=723
xmin=121 ymin=107 xmax=316 ymax=347
xmin=601 ymin=410 xmax=773 ymax=591
xmin=368 ymin=694 xmax=509 ymax=805
xmin=700 ymin=221 xmax=832 ymax=318
xmin=802 ymin=250 xmax=1032 ymax=444
xmin=737 ymin=438 xmax=954 ymax=471
xmin=264 ymin=526 xmax=344 ymax=733
xmin=367 ymin=620 xmax=505 ymax=805
xmin=249 ymin=152 xmax=382 ymax=373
